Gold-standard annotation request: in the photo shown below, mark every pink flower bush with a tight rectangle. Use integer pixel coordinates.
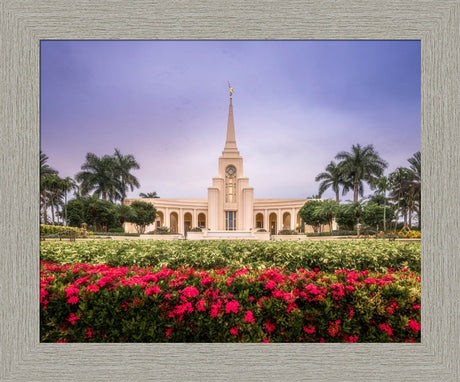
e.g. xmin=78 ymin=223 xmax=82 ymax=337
xmin=40 ymin=262 xmax=421 ymax=343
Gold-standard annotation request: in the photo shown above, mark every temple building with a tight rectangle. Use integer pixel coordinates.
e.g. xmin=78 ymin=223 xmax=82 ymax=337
xmin=124 ymin=89 xmax=333 ymax=238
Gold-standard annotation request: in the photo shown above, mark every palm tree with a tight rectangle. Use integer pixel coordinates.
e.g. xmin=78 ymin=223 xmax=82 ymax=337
xmin=314 ymin=200 xmax=339 ymax=232
xmin=335 ymin=144 xmax=388 ymax=202
xmin=315 ymin=161 xmax=351 ymax=202
xmin=75 ymin=153 xmax=121 ymax=202
xmin=40 ymin=151 xmax=57 ymax=178
xmin=388 ymin=167 xmax=414 ymax=229
xmin=139 ymin=192 xmax=160 ymax=198
xmin=407 ymin=151 xmax=421 ymax=227
xmin=376 ymin=176 xmax=390 ymax=231
xmin=113 ymin=148 xmax=140 ymax=204
xmin=40 ymin=151 xmax=58 ymax=224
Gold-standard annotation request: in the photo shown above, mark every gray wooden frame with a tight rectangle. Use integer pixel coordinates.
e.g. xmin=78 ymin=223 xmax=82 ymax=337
xmin=1 ymin=1 xmax=459 ymax=380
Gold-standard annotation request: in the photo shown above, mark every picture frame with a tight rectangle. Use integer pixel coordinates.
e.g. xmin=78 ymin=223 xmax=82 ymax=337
xmin=1 ymin=1 xmax=458 ymax=380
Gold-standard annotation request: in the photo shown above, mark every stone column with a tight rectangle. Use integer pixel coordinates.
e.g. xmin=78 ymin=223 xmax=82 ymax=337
xmin=165 ymin=208 xmax=170 ymax=228
xmin=277 ymin=209 xmax=282 ymax=232
xmin=264 ymin=209 xmax=269 ymax=231
xmin=291 ymin=208 xmax=296 ymax=230
xmin=193 ymin=209 xmax=197 ymax=228
xmin=179 ymin=208 xmax=184 ymax=235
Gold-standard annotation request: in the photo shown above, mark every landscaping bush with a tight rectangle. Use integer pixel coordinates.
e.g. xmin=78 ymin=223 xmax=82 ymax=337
xmin=40 ymin=240 xmax=421 ymax=273
xmin=306 ymin=230 xmax=357 ymax=237
xmin=40 ymin=224 xmax=91 ymax=238
xmin=277 ymin=230 xmax=297 ymax=235
xmin=40 ymin=262 xmax=421 ymax=343
xmin=92 ymin=232 xmax=140 ymax=237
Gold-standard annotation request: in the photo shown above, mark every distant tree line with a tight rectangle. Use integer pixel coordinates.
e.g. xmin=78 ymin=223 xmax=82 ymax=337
xmin=40 ymin=149 xmax=159 ymax=232
xmin=311 ymin=144 xmax=421 ymax=230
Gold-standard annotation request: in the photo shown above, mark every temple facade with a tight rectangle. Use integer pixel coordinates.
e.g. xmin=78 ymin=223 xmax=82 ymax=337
xmin=124 ymin=92 xmax=332 ymax=236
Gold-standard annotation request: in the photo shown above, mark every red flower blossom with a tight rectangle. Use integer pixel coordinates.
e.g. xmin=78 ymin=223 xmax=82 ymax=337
xmin=303 ymin=325 xmax=315 ymax=334
xmin=265 ymin=320 xmax=275 ymax=333
xmin=230 ymin=326 xmax=238 ymax=335
xmin=67 ymin=295 xmax=79 ymax=305
xmin=67 ymin=313 xmax=80 ymax=325
xmin=145 ymin=285 xmax=161 ymax=296
xmin=225 ymin=300 xmax=240 ymax=314
xmin=244 ymin=310 xmax=255 ymax=324
xmin=85 ymin=328 xmax=93 ymax=338
xmin=327 ymin=320 xmax=341 ymax=337
xmin=407 ymin=319 xmax=421 ymax=333
xmin=166 ymin=328 xmax=173 ymax=338
xmin=379 ymin=323 xmax=394 ymax=336
xmin=196 ymin=298 xmax=206 ymax=312
xmin=85 ymin=284 xmax=99 ymax=293
xmin=182 ymin=286 xmax=199 ymax=298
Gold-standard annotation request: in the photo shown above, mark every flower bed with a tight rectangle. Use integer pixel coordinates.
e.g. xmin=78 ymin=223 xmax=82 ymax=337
xmin=41 ymin=262 xmax=420 ymax=343
xmin=40 ymin=240 xmax=421 ymax=273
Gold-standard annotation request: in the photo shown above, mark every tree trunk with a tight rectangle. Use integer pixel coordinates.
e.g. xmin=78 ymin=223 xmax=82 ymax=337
xmin=102 ymin=191 xmax=107 ymax=200
xmin=50 ymin=202 xmax=55 ymax=225
xmin=335 ymin=191 xmax=339 ymax=202
xmin=353 ymin=183 xmax=359 ymax=202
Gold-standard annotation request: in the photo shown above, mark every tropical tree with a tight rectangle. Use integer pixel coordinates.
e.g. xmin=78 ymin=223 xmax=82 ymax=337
xmin=315 ymin=161 xmax=351 ymax=202
xmin=75 ymin=153 xmax=121 ymax=202
xmin=113 ymin=148 xmax=140 ymax=204
xmin=313 ymin=200 xmax=340 ymax=232
xmin=336 ymin=201 xmax=364 ymax=233
xmin=361 ymin=201 xmax=396 ymax=231
xmin=298 ymin=200 xmax=329 ymax=233
xmin=407 ymin=151 xmax=421 ymax=227
xmin=125 ymin=201 xmax=157 ymax=234
xmin=139 ymin=192 xmax=160 ymax=198
xmin=335 ymin=144 xmax=388 ymax=202
xmin=40 ymin=151 xmax=57 ymax=224
xmin=388 ymin=167 xmax=415 ymax=229
xmin=64 ymin=195 xmax=119 ymax=231
xmin=375 ymin=176 xmax=391 ymax=231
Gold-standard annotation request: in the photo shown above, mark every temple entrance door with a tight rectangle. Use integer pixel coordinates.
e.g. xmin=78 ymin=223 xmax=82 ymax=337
xmin=225 ymin=211 xmax=236 ymax=231
xmin=269 ymin=212 xmax=277 ymax=235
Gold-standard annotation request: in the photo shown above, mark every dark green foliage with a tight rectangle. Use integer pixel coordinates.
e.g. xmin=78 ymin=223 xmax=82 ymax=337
xmin=298 ymin=200 xmax=329 ymax=231
xmin=65 ymin=195 xmax=119 ymax=231
xmin=125 ymin=201 xmax=157 ymax=233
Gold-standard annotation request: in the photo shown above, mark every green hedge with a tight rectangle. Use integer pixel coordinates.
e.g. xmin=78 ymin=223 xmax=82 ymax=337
xmin=40 ymin=262 xmax=421 ymax=343
xmin=40 ymin=240 xmax=421 ymax=273
xmin=40 ymin=224 xmax=92 ymax=237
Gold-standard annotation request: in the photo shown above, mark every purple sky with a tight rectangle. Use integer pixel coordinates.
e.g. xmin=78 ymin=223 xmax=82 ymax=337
xmin=41 ymin=40 xmax=420 ymax=200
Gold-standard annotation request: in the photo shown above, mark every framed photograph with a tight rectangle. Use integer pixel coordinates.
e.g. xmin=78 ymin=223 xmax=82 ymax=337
xmin=1 ymin=1 xmax=459 ymax=380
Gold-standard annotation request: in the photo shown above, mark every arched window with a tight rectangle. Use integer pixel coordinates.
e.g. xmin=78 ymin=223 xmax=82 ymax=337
xmin=225 ymin=165 xmax=237 ymax=203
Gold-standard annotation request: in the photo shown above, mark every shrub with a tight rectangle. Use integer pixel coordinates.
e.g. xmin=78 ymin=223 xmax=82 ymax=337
xmin=40 ymin=240 xmax=421 ymax=273
xmin=40 ymin=262 xmax=421 ymax=343
xmin=148 ymin=226 xmax=172 ymax=235
xmin=40 ymin=224 xmax=91 ymax=238
xmin=190 ymin=227 xmax=202 ymax=232
xmin=277 ymin=230 xmax=297 ymax=235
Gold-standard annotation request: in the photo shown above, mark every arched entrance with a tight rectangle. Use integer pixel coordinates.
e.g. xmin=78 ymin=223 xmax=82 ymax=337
xmin=156 ymin=211 xmax=164 ymax=229
xmin=198 ymin=213 xmax=206 ymax=228
xmin=269 ymin=212 xmax=277 ymax=235
xmin=184 ymin=212 xmax=192 ymax=232
xmin=170 ymin=212 xmax=178 ymax=234
xmin=297 ymin=212 xmax=304 ymax=233
xmin=283 ymin=212 xmax=291 ymax=230
xmin=255 ymin=213 xmax=264 ymax=229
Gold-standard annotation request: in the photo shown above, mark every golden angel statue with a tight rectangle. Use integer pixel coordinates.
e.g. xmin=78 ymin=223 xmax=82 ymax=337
xmin=228 ymin=81 xmax=233 ymax=98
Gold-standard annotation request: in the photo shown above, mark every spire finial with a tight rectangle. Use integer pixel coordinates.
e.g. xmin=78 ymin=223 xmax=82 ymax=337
xmin=228 ymin=81 xmax=233 ymax=99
